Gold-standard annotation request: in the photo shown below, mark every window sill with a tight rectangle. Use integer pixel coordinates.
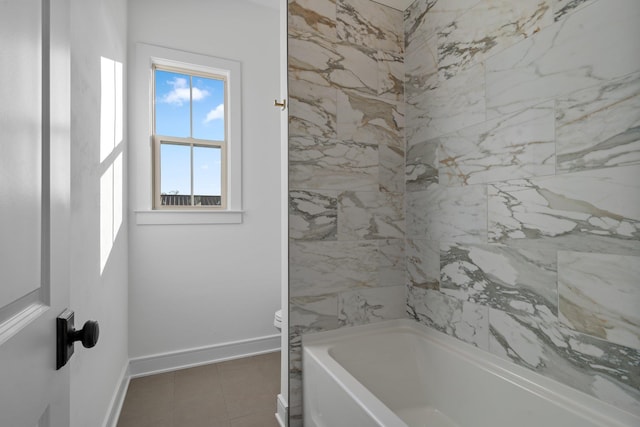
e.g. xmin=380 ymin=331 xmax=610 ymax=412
xmin=135 ymin=210 xmax=244 ymax=225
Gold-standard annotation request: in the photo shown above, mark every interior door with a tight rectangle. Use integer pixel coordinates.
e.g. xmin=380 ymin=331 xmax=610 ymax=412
xmin=0 ymin=0 xmax=71 ymax=426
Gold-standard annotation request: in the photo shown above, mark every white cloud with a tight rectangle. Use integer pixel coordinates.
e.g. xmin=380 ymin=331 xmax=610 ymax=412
xmin=204 ymin=104 xmax=224 ymax=123
xmin=160 ymin=77 xmax=209 ymax=106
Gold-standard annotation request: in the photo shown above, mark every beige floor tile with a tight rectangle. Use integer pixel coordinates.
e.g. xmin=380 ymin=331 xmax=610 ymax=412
xmin=257 ymin=364 xmax=280 ymax=394
xmin=174 ymin=363 xmax=223 ymax=403
xmin=219 ymin=364 xmax=266 ymax=388
xmin=174 ymin=390 xmax=229 ymax=424
xmin=223 ymin=389 xmax=277 ymax=419
xmin=172 ymin=407 xmax=218 ymax=427
xmin=219 ymin=358 xmax=279 ymax=418
xmin=255 ymin=351 xmax=280 ymax=366
xmin=229 ymin=411 xmax=280 ymax=427
xmin=116 ymin=412 xmax=172 ymax=427
xmin=128 ymin=371 xmax=175 ymax=393
xmin=119 ymin=373 xmax=174 ymax=420
xmin=117 ymin=354 xmax=282 ymax=427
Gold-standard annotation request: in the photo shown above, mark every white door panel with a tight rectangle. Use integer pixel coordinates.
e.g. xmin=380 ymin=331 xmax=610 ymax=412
xmin=0 ymin=0 xmax=71 ymax=425
xmin=0 ymin=0 xmax=42 ymax=309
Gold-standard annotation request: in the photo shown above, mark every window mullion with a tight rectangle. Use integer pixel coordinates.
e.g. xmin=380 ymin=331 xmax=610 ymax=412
xmin=190 ymin=144 xmax=194 ymax=206
xmin=189 ymin=75 xmax=194 ymax=206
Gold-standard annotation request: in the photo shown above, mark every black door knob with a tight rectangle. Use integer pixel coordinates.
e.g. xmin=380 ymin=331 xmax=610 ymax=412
xmin=56 ymin=310 xmax=100 ymax=369
xmin=71 ymin=320 xmax=100 ymax=348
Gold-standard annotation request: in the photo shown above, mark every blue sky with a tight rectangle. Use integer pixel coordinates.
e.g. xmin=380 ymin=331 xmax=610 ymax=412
xmin=155 ymin=69 xmax=224 ymax=196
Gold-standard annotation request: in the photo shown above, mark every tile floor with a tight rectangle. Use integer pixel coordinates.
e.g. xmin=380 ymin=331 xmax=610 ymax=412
xmin=117 ymin=351 xmax=281 ymax=427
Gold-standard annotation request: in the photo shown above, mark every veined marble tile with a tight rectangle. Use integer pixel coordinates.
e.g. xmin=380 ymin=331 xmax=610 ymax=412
xmin=406 ymin=238 xmax=440 ymax=289
xmin=437 ymin=0 xmax=553 ymax=80
xmin=438 ymin=101 xmax=556 ymax=186
xmin=288 ymin=389 xmax=303 ymax=427
xmin=338 ymin=285 xmax=405 ymax=327
xmin=288 ymin=345 xmax=302 ymax=420
xmin=290 ymin=338 xmax=302 ymax=376
xmin=337 ymin=88 xmax=404 ymax=146
xmin=379 ymin=144 xmax=404 ymax=193
xmin=288 ymin=0 xmax=337 ymax=39
xmin=488 ymin=165 xmax=640 ymax=253
xmin=288 ymin=78 xmax=337 ymax=139
xmin=404 ymin=0 xmax=436 ymax=48
xmin=289 ymin=327 xmax=305 ymax=427
xmin=407 ymin=286 xmax=489 ymax=349
xmin=288 ymin=34 xmax=339 ymax=141
xmin=290 ymin=295 xmax=339 ymax=331
xmin=377 ymin=50 xmax=404 ymax=101
xmin=553 ymin=0 xmax=595 ymax=21
xmin=406 ymin=138 xmax=438 ymax=192
xmin=289 ymin=332 xmax=303 ymax=380
xmin=556 ymin=72 xmax=640 ymax=173
xmin=289 ymin=136 xmax=378 ymax=191
xmin=440 ymin=242 xmax=558 ymax=319
xmin=289 ymin=32 xmax=339 ymax=79
xmin=337 ymin=0 xmax=403 ymax=54
xmin=337 ymin=190 xmax=404 ymax=240
xmin=289 ymin=190 xmax=338 ymax=241
xmin=331 ymin=42 xmax=379 ymax=95
xmin=378 ymin=239 xmax=406 ymax=287
xmin=404 ymin=0 xmax=482 ymax=49
xmin=406 ymin=62 xmax=485 ymax=145
xmin=486 ymin=0 xmax=640 ymax=118
xmin=489 ymin=308 xmax=640 ymax=416
xmin=558 ymin=251 xmax=640 ymax=350
xmin=289 ymin=240 xmax=378 ymax=297
xmin=405 ymin=33 xmax=438 ymax=102
xmin=406 ymin=184 xmax=487 ymax=244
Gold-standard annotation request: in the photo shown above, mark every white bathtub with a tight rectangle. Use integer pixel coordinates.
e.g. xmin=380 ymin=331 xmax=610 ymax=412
xmin=302 ymin=319 xmax=639 ymax=427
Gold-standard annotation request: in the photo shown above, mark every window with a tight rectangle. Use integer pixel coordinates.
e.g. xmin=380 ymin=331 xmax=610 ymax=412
xmin=132 ymin=43 xmax=242 ymax=224
xmin=153 ymin=66 xmax=227 ymax=209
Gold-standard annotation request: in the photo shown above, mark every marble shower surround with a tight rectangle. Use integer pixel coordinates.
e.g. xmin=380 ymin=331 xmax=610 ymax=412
xmin=404 ymin=0 xmax=640 ymax=417
xmin=288 ymin=0 xmax=640 ymax=423
xmin=288 ymin=0 xmax=406 ymax=425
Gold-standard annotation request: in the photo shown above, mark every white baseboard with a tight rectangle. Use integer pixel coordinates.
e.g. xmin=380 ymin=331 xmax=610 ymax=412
xmin=128 ymin=334 xmax=281 ymax=378
xmin=103 ymin=362 xmax=130 ymax=427
xmin=276 ymin=393 xmax=288 ymax=427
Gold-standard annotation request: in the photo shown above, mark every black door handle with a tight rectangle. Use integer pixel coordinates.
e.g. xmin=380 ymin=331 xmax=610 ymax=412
xmin=71 ymin=320 xmax=100 ymax=349
xmin=56 ymin=309 xmax=100 ymax=369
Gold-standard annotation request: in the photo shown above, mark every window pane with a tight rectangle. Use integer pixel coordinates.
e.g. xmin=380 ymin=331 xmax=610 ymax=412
xmin=155 ymin=70 xmax=190 ymax=138
xmin=160 ymin=143 xmax=191 ymax=206
xmin=193 ymin=145 xmax=222 ymax=206
xmin=192 ymin=76 xmax=224 ymax=141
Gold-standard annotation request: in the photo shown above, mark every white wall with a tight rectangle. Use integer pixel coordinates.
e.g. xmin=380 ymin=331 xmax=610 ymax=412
xmin=127 ymin=0 xmax=281 ymax=360
xmin=70 ymin=0 xmax=129 ymax=426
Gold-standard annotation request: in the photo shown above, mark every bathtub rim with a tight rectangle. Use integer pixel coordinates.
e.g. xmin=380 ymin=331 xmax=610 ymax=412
xmin=303 ymin=336 xmax=408 ymax=427
xmin=302 ymin=319 xmax=640 ymax=427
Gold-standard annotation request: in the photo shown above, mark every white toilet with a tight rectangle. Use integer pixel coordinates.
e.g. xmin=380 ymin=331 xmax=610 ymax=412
xmin=273 ymin=309 xmax=282 ymax=331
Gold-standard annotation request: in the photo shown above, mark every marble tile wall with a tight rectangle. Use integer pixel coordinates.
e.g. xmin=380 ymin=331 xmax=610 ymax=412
xmin=288 ymin=0 xmax=406 ymax=424
xmin=405 ymin=0 xmax=640 ymax=416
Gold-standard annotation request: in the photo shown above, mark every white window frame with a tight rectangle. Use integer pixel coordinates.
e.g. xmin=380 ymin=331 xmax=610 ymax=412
xmin=133 ymin=43 xmax=243 ymax=225
xmin=152 ymin=64 xmax=228 ymax=210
